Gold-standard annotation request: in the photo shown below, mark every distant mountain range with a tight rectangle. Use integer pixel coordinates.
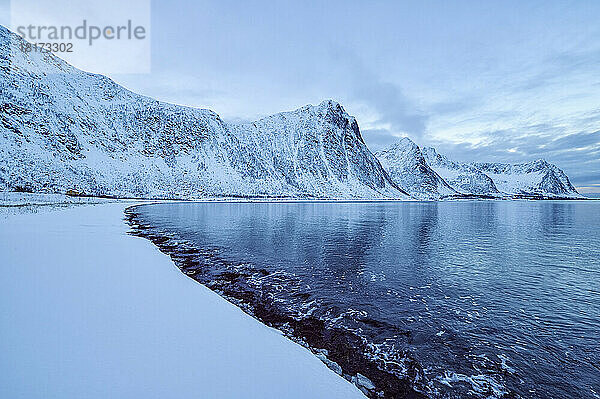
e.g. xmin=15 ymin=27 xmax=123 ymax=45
xmin=0 ymin=26 xmax=582 ymax=200
xmin=376 ymin=139 xmax=580 ymax=199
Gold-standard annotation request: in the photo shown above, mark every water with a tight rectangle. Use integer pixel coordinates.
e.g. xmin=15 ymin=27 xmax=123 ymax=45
xmin=131 ymin=201 xmax=600 ymax=398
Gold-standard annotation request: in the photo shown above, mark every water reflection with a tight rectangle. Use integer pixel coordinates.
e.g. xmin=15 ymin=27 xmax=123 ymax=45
xmin=137 ymin=200 xmax=599 ymax=399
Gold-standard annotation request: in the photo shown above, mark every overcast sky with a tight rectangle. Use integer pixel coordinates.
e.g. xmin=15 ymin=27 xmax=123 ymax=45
xmin=4 ymin=0 xmax=600 ymax=192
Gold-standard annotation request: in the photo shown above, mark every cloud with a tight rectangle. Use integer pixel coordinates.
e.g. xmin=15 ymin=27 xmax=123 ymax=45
xmin=576 ymin=183 xmax=600 ymax=194
xmin=0 ymin=0 xmax=9 ymax=27
xmin=329 ymin=47 xmax=428 ymax=139
xmin=425 ymin=127 xmax=600 ymax=188
xmin=353 ymin=80 xmax=428 ymax=137
xmin=514 ymin=47 xmax=600 ymax=92
xmin=116 ymin=72 xmax=226 ymax=109
xmin=360 ymin=129 xmax=405 ymax=151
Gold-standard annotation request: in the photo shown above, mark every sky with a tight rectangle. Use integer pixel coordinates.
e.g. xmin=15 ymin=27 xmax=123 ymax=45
xmin=3 ymin=0 xmax=600 ymax=192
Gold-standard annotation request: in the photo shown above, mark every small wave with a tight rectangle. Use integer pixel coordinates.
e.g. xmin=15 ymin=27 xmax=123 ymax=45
xmin=435 ymin=370 xmax=508 ymax=398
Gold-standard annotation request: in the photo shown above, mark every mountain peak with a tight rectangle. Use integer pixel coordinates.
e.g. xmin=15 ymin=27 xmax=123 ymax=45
xmin=375 ymin=138 xmax=457 ymax=199
xmin=280 ymin=100 xmax=348 ymax=120
xmin=314 ymin=100 xmax=351 ymax=121
xmin=386 ymin=137 xmax=419 ymax=152
xmin=318 ymin=99 xmax=343 ymax=109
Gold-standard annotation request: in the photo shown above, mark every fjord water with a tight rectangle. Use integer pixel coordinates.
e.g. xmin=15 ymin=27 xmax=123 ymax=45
xmin=134 ymin=201 xmax=600 ymax=398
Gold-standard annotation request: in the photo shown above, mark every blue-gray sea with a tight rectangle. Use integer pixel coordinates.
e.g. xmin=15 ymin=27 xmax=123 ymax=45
xmin=133 ymin=200 xmax=600 ymax=398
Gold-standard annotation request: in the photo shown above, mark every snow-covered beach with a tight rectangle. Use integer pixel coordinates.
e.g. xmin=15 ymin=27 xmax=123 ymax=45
xmin=0 ymin=200 xmax=364 ymax=399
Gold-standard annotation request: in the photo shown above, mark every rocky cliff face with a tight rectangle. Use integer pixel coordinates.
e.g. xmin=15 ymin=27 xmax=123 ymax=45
xmin=375 ymin=138 xmax=456 ymax=199
xmin=0 ymin=26 xmax=407 ymax=199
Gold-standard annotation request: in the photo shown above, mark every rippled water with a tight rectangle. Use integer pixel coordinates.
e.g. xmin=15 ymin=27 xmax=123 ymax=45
xmin=133 ymin=201 xmax=600 ymax=398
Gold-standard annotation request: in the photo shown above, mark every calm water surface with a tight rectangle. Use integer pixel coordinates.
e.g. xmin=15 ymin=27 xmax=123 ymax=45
xmin=134 ymin=201 xmax=600 ymax=398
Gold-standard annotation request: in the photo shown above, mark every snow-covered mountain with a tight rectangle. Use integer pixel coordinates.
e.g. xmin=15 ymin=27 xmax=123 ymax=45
xmin=0 ymin=25 xmax=582 ymax=200
xmin=375 ymin=138 xmax=457 ymax=199
xmin=377 ymin=140 xmax=581 ymax=199
xmin=421 ymin=147 xmax=503 ymax=197
xmin=422 ymin=147 xmax=581 ymax=198
xmin=0 ymin=26 xmax=407 ymax=199
xmin=472 ymin=159 xmax=580 ymax=198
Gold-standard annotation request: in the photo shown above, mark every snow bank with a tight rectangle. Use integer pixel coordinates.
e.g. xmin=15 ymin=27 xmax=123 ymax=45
xmin=0 ymin=192 xmax=111 ymax=206
xmin=0 ymin=202 xmax=364 ymax=399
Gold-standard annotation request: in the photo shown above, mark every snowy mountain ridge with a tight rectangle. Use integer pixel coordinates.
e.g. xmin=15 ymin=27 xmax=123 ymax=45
xmin=375 ymin=138 xmax=457 ymax=199
xmin=0 ymin=26 xmax=582 ymax=200
xmin=0 ymin=26 xmax=406 ymax=199
xmin=421 ymin=147 xmax=503 ymax=197
xmin=379 ymin=139 xmax=581 ymax=199
xmin=472 ymin=159 xmax=579 ymax=197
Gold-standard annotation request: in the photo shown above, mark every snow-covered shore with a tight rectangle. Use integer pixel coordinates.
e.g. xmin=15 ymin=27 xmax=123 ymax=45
xmin=0 ymin=201 xmax=364 ymax=398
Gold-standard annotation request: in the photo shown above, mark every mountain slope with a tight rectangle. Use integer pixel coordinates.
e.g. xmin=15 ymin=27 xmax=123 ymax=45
xmin=376 ymin=138 xmax=457 ymax=199
xmin=0 ymin=26 xmax=407 ymax=199
xmin=422 ymin=147 xmax=581 ymax=198
xmin=0 ymin=25 xmax=582 ymax=200
xmin=473 ymin=159 xmax=580 ymax=198
xmin=421 ymin=147 xmax=502 ymax=197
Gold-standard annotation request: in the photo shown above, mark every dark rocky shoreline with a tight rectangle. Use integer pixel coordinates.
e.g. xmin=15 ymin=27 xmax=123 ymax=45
xmin=125 ymin=205 xmax=428 ymax=399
